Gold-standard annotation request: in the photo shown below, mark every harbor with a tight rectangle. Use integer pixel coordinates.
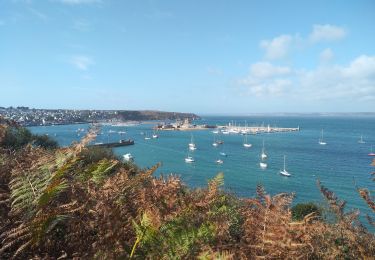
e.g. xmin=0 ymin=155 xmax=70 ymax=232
xmin=154 ymin=118 xmax=299 ymax=133
xmin=217 ymin=124 xmax=300 ymax=134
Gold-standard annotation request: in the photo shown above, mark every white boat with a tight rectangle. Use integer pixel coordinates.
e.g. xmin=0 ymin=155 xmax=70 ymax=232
xmin=369 ymin=146 xmax=375 ymax=156
xmin=318 ymin=129 xmax=327 ymax=145
xmin=189 ymin=145 xmax=197 ymax=151
xmin=220 ymin=152 xmax=227 ymax=157
xmin=123 ymin=153 xmax=134 ymax=161
xmin=280 ymin=155 xmax=291 ymax=176
xmin=261 ymin=139 xmax=267 ymax=159
xmin=259 ymin=162 xmax=267 ymax=169
xmin=184 ymin=148 xmax=195 ymax=163
xmin=144 ymin=133 xmax=151 ymax=140
xmin=185 ymin=156 xmax=195 ymax=163
xmin=222 ymin=130 xmax=230 ymax=135
xmin=212 ymin=130 xmax=219 ymax=134
xmin=358 ymin=135 xmax=365 ymax=144
xmin=215 ymin=159 xmax=224 ymax=164
xmin=185 ymin=149 xmax=195 ymax=163
xmin=243 ymin=134 xmax=252 ymax=148
xmin=118 ymin=131 xmax=126 ymax=134
xmin=108 ymin=130 xmax=116 ymax=134
xmin=212 ymin=134 xmax=219 ymax=147
xmin=189 ymin=134 xmax=196 ymax=148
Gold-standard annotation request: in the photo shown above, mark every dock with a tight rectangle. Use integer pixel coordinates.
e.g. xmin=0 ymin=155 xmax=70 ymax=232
xmin=90 ymin=139 xmax=135 ymax=148
xmin=218 ymin=125 xmax=300 ymax=134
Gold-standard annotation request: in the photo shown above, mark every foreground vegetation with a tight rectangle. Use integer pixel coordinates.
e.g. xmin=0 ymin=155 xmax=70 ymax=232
xmin=0 ymin=118 xmax=374 ymax=259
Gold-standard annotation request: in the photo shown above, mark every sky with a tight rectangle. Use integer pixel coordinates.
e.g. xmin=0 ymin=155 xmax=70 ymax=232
xmin=0 ymin=0 xmax=374 ymax=114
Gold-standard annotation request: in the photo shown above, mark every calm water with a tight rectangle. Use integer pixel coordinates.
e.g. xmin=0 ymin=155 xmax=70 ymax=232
xmin=28 ymin=116 xmax=375 ymax=228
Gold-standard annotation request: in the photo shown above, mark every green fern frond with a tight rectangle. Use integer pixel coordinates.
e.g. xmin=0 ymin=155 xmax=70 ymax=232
xmin=90 ymin=159 xmax=118 ymax=184
xmin=38 ymin=180 xmax=68 ymax=208
xmin=209 ymin=172 xmax=224 ymax=189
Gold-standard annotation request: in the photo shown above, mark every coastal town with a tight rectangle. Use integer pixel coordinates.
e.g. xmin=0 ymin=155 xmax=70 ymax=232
xmin=0 ymin=107 xmax=199 ymax=126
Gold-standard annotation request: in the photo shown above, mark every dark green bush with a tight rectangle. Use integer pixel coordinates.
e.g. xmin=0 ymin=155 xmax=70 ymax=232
xmin=291 ymin=202 xmax=321 ymax=221
xmin=32 ymin=134 xmax=58 ymax=149
xmin=1 ymin=127 xmax=33 ymax=149
xmin=0 ymin=126 xmax=58 ymax=150
xmin=80 ymin=146 xmax=116 ymax=164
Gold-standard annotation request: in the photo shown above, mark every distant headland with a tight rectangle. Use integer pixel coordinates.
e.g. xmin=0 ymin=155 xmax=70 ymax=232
xmin=0 ymin=106 xmax=200 ymax=126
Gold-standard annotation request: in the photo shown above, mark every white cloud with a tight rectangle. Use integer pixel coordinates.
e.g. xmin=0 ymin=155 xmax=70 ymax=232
xmin=238 ymin=62 xmax=292 ymax=97
xmin=260 ymin=35 xmax=293 ymax=60
xmin=250 ymin=62 xmax=291 ymax=78
xmin=319 ymin=48 xmax=334 ymax=63
xmin=55 ymin=0 xmax=101 ymax=4
xmin=238 ymin=55 xmax=375 ymax=101
xmin=309 ymin=24 xmax=347 ymax=43
xmin=70 ymin=55 xmax=94 ymax=71
xmin=259 ymin=24 xmax=346 ymax=60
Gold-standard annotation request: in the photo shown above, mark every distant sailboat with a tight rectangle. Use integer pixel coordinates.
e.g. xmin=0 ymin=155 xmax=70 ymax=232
xmin=243 ymin=134 xmax=252 ymax=148
xmin=259 ymin=162 xmax=267 ymax=169
xmin=212 ymin=134 xmax=219 ymax=147
xmin=215 ymin=159 xmax=224 ymax=164
xmin=260 ymin=140 xmax=267 ymax=169
xmin=185 ymin=149 xmax=195 ymax=163
xmin=358 ymin=135 xmax=365 ymax=144
xmin=189 ymin=134 xmax=197 ymax=151
xmin=261 ymin=139 xmax=267 ymax=159
xmin=319 ymin=129 xmax=327 ymax=145
xmin=152 ymin=130 xmax=158 ymax=139
xmin=280 ymin=155 xmax=291 ymax=177
xmin=144 ymin=132 xmax=151 ymax=140
xmin=369 ymin=145 xmax=375 ymax=156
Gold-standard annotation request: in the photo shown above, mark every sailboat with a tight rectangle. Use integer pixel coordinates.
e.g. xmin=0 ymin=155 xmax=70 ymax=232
xmin=259 ymin=140 xmax=267 ymax=169
xmin=358 ymin=135 xmax=365 ymax=144
xmin=185 ymin=149 xmax=195 ymax=163
xmin=369 ymin=145 xmax=375 ymax=156
xmin=212 ymin=134 xmax=219 ymax=147
xmin=259 ymin=161 xmax=267 ymax=169
xmin=152 ymin=130 xmax=158 ymax=139
xmin=215 ymin=158 xmax=224 ymax=164
xmin=318 ymin=129 xmax=327 ymax=145
xmin=144 ymin=132 xmax=151 ymax=140
xmin=189 ymin=134 xmax=197 ymax=151
xmin=261 ymin=139 xmax=267 ymax=159
xmin=280 ymin=155 xmax=291 ymax=176
xmin=243 ymin=134 xmax=252 ymax=148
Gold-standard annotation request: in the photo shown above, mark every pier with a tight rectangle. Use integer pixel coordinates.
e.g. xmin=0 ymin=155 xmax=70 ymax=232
xmin=218 ymin=124 xmax=300 ymax=134
xmin=90 ymin=139 xmax=135 ymax=148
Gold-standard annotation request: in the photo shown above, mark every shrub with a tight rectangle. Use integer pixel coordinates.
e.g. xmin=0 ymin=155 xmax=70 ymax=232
xmin=0 ymin=126 xmax=58 ymax=150
xmin=1 ymin=126 xmax=33 ymax=149
xmin=80 ymin=146 xmax=116 ymax=164
xmin=32 ymin=134 xmax=58 ymax=149
xmin=292 ymin=202 xmax=321 ymax=221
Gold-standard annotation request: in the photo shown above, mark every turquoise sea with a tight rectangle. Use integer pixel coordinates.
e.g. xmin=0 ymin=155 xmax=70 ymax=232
xmin=28 ymin=116 xmax=375 ymax=227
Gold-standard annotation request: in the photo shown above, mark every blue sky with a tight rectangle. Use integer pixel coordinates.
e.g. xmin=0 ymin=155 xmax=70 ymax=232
xmin=0 ymin=0 xmax=374 ymax=114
